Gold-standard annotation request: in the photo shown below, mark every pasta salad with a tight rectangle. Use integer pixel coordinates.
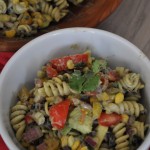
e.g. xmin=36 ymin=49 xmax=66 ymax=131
xmin=10 ymin=51 xmax=148 ymax=150
xmin=0 ymin=0 xmax=85 ymax=38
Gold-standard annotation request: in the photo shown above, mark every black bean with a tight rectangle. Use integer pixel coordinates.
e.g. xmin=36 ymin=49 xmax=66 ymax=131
xmin=92 ymin=119 xmax=99 ymax=130
xmin=88 ymin=131 xmax=97 ymax=137
xmin=131 ymin=135 xmax=143 ymax=148
xmin=107 ymin=132 xmax=116 ymax=148
xmin=80 ymin=95 xmax=90 ymax=101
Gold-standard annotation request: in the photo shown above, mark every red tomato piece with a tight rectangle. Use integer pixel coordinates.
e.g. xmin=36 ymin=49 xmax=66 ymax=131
xmin=46 ymin=65 xmax=58 ymax=78
xmin=108 ymin=71 xmax=119 ymax=81
xmin=98 ymin=112 xmax=122 ymax=127
xmin=25 ymin=114 xmax=33 ymax=124
xmin=50 ymin=53 xmax=89 ymax=71
xmin=49 ymin=100 xmax=71 ymax=130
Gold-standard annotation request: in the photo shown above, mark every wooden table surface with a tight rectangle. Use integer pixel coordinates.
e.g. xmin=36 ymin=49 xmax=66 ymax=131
xmin=98 ymin=0 xmax=150 ymax=59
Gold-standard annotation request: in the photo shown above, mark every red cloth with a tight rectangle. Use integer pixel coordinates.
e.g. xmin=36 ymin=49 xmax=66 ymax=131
xmin=0 ymin=52 xmax=14 ymax=150
xmin=0 ymin=52 xmax=14 ymax=72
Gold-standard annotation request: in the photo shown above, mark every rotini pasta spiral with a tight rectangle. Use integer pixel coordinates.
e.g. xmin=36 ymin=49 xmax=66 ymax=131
xmin=113 ymin=123 xmax=129 ymax=150
xmin=13 ymin=2 xmax=28 ymax=14
xmin=104 ymin=101 xmax=144 ymax=117
xmin=132 ymin=121 xmax=145 ymax=139
xmin=17 ymin=24 xmax=33 ymax=36
xmin=118 ymin=73 xmax=144 ymax=92
xmin=40 ymin=1 xmax=53 ymax=15
xmin=0 ymin=0 xmax=7 ymax=14
xmin=40 ymin=2 xmax=63 ymax=22
xmin=54 ymin=0 xmax=69 ymax=10
xmin=115 ymin=67 xmax=129 ymax=77
xmin=34 ymin=73 xmax=73 ymax=98
xmin=43 ymin=80 xmax=71 ymax=97
xmin=10 ymin=102 xmax=28 ymax=141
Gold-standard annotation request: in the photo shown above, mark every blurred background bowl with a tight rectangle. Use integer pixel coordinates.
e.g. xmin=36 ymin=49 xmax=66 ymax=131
xmin=0 ymin=0 xmax=122 ymax=52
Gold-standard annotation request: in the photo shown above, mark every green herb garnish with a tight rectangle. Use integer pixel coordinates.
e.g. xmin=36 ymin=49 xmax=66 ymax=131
xmin=92 ymin=59 xmax=108 ymax=73
xmin=69 ymin=70 xmax=85 ymax=92
xmin=82 ymin=74 xmax=99 ymax=92
xmin=69 ymin=70 xmax=100 ymax=93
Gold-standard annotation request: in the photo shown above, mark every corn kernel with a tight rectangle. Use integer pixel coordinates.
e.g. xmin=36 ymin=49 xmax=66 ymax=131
xmin=61 ymin=136 xmax=68 ymax=147
xmin=72 ymin=140 xmax=80 ymax=150
xmin=5 ymin=29 xmax=16 ymax=38
xmin=97 ymin=92 xmax=109 ymax=101
xmin=80 ymin=146 xmax=88 ymax=150
xmin=115 ymin=92 xmax=124 ymax=104
xmin=67 ymin=60 xmax=75 ymax=69
xmin=68 ymin=136 xmax=74 ymax=147
xmin=90 ymin=96 xmax=98 ymax=103
xmin=122 ymin=114 xmax=129 ymax=123
xmin=93 ymin=102 xmax=102 ymax=120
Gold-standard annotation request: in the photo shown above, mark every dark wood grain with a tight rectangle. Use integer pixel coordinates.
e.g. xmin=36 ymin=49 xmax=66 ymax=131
xmin=98 ymin=0 xmax=150 ymax=59
xmin=0 ymin=0 xmax=122 ymax=52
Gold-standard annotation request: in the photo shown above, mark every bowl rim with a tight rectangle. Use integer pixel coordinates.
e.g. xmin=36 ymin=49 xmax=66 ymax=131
xmin=0 ymin=27 xmax=150 ymax=150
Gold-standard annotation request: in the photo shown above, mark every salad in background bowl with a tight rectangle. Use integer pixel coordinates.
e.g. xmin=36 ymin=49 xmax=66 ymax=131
xmin=0 ymin=28 xmax=149 ymax=150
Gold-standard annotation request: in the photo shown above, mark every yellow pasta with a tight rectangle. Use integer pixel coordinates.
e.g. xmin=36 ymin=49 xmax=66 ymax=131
xmin=104 ymin=101 xmax=144 ymax=117
xmin=0 ymin=0 xmax=7 ymax=14
xmin=113 ymin=123 xmax=129 ymax=150
xmin=115 ymin=67 xmax=129 ymax=77
xmin=132 ymin=121 xmax=145 ymax=139
xmin=118 ymin=73 xmax=144 ymax=92
xmin=10 ymin=101 xmax=28 ymax=141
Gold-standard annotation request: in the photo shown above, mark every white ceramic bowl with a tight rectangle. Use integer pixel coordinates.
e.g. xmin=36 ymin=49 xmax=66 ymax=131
xmin=0 ymin=28 xmax=150 ymax=150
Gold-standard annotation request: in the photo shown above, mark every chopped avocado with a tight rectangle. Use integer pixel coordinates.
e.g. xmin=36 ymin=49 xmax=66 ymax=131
xmin=60 ymin=125 xmax=72 ymax=136
xmin=68 ymin=107 xmax=93 ymax=134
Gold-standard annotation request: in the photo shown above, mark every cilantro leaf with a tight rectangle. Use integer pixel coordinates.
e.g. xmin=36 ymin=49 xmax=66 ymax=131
xmin=82 ymin=74 xmax=99 ymax=92
xmin=92 ymin=60 xmax=100 ymax=73
xmin=84 ymin=71 xmax=94 ymax=78
xmin=69 ymin=71 xmax=100 ymax=93
xmin=69 ymin=73 xmax=85 ymax=92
